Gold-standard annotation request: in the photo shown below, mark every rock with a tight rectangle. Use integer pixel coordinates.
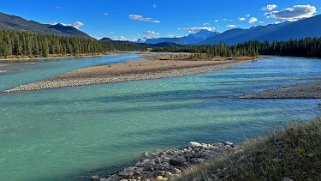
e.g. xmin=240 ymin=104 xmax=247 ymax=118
xmin=172 ymin=168 xmax=182 ymax=175
xmin=118 ymin=171 xmax=134 ymax=177
xmin=155 ymin=157 xmax=161 ymax=164
xmin=224 ymin=141 xmax=233 ymax=146
xmin=169 ymin=156 xmax=186 ymax=167
xmin=283 ymin=177 xmax=293 ymax=181
xmin=156 ymin=176 xmax=165 ymax=180
xmin=188 ymin=141 xmax=202 ymax=148
xmin=144 ymin=152 xmax=149 ymax=157
xmin=90 ymin=175 xmax=100 ymax=180
xmin=197 ymin=158 xmax=206 ymax=163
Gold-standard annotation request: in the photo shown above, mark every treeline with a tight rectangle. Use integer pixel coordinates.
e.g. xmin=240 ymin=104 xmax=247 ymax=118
xmin=152 ymin=42 xmax=259 ymax=58
xmin=0 ymin=30 xmax=147 ymax=57
xmin=153 ymin=37 xmax=321 ymax=58
xmin=251 ymin=38 xmax=321 ymax=58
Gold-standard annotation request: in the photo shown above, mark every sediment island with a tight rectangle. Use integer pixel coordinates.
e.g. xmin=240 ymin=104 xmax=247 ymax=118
xmin=4 ymin=53 xmax=256 ymax=93
xmin=240 ymin=81 xmax=321 ymax=99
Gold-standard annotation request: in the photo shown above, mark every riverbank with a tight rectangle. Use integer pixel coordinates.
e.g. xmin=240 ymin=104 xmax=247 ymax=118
xmin=4 ymin=55 xmax=256 ymax=92
xmin=0 ymin=52 xmax=113 ymax=63
xmin=90 ymin=141 xmax=238 ymax=181
xmin=240 ymin=81 xmax=321 ymax=99
xmin=178 ymin=116 xmax=321 ymax=181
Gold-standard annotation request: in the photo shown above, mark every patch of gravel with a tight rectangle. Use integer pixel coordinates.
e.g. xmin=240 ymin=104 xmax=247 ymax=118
xmin=239 ymin=81 xmax=321 ymax=99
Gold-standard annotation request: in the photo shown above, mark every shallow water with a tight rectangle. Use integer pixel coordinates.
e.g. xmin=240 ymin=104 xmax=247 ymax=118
xmin=0 ymin=53 xmax=142 ymax=91
xmin=0 ymin=55 xmax=321 ymax=181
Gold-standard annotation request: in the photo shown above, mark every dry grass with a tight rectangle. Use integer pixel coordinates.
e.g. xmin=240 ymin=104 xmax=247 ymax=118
xmin=177 ymin=117 xmax=321 ymax=181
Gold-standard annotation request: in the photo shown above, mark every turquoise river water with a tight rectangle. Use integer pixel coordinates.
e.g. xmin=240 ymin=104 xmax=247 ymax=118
xmin=0 ymin=54 xmax=321 ymax=181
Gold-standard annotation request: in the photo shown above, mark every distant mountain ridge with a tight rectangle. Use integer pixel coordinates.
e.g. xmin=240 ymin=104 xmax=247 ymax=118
xmin=0 ymin=12 xmax=91 ymax=38
xmin=142 ymin=29 xmax=218 ymax=45
xmin=137 ymin=14 xmax=321 ymax=46
xmin=201 ymin=14 xmax=321 ymax=45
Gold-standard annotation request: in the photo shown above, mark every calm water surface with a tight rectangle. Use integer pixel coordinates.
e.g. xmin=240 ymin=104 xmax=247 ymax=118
xmin=0 ymin=55 xmax=321 ymax=181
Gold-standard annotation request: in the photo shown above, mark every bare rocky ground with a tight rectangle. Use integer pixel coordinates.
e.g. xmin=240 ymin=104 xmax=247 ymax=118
xmin=240 ymin=81 xmax=321 ymax=99
xmin=90 ymin=141 xmax=238 ymax=181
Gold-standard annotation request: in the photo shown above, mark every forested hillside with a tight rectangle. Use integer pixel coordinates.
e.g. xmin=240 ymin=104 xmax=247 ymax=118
xmin=152 ymin=41 xmax=259 ymax=58
xmin=0 ymin=30 xmax=147 ymax=58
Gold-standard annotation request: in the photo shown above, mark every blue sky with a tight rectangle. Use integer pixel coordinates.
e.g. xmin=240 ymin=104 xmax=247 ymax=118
xmin=1 ymin=0 xmax=320 ymax=41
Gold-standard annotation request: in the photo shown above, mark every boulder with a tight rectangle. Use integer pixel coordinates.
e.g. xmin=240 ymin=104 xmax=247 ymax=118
xmin=188 ymin=141 xmax=202 ymax=148
xmin=169 ymin=156 xmax=186 ymax=167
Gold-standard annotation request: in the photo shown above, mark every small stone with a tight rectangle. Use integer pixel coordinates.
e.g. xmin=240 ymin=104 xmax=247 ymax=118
xmin=165 ymin=172 xmax=173 ymax=178
xmin=308 ymin=153 xmax=314 ymax=157
xmin=196 ymin=158 xmax=206 ymax=163
xmin=144 ymin=152 xmax=149 ymax=157
xmin=172 ymin=168 xmax=182 ymax=175
xmin=283 ymin=177 xmax=293 ymax=181
xmin=155 ymin=157 xmax=161 ymax=164
xmin=156 ymin=176 xmax=164 ymax=180
xmin=90 ymin=175 xmax=100 ymax=180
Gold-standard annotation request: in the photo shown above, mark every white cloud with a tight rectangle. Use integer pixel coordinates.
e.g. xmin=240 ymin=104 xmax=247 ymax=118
xmin=214 ymin=19 xmax=219 ymax=23
xmin=265 ymin=5 xmax=317 ymax=22
xmin=226 ymin=24 xmax=237 ymax=28
xmin=180 ymin=26 xmax=215 ymax=33
xmin=49 ymin=21 xmax=84 ymax=29
xmin=152 ymin=4 xmax=157 ymax=9
xmin=203 ymin=22 xmax=211 ymax=26
xmin=71 ymin=21 xmax=84 ymax=29
xmin=238 ymin=18 xmax=246 ymax=21
xmin=249 ymin=17 xmax=258 ymax=23
xmin=129 ymin=14 xmax=160 ymax=23
xmin=262 ymin=4 xmax=278 ymax=11
xmin=246 ymin=14 xmax=251 ymax=18
xmin=102 ymin=12 xmax=108 ymax=16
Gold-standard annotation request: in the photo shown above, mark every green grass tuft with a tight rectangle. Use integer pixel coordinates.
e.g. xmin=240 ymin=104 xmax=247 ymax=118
xmin=177 ymin=117 xmax=321 ymax=181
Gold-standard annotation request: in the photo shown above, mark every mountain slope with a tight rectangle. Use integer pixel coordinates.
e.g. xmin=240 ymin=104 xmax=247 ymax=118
xmin=201 ymin=14 xmax=321 ymax=45
xmin=0 ymin=12 xmax=91 ymax=38
xmin=201 ymin=23 xmax=288 ymax=45
xmin=257 ymin=14 xmax=321 ymax=41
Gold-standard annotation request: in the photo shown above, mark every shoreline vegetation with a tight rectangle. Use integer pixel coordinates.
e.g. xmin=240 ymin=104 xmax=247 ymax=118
xmin=177 ymin=116 xmax=321 ymax=181
xmin=0 ymin=52 xmax=113 ymax=62
xmin=4 ymin=53 xmax=257 ymax=93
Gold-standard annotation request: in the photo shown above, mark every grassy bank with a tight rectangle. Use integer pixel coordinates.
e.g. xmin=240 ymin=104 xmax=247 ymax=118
xmin=177 ymin=117 xmax=321 ymax=181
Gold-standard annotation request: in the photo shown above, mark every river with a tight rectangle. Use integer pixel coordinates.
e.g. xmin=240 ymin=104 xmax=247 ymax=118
xmin=0 ymin=54 xmax=320 ymax=181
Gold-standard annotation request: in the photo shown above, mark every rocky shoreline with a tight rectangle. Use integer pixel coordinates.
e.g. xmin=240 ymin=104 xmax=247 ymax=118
xmin=240 ymin=81 xmax=321 ymax=99
xmin=90 ymin=141 xmax=238 ymax=181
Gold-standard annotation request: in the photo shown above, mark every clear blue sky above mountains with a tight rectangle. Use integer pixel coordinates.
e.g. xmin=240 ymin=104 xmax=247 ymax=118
xmin=1 ymin=0 xmax=320 ymax=41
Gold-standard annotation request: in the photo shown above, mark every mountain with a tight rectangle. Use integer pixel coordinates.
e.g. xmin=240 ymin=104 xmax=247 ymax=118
xmin=143 ymin=29 xmax=217 ymax=45
xmin=0 ymin=12 xmax=91 ymax=38
xmin=201 ymin=23 xmax=289 ymax=45
xmin=201 ymin=14 xmax=321 ymax=45
xmin=257 ymin=15 xmax=321 ymax=42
